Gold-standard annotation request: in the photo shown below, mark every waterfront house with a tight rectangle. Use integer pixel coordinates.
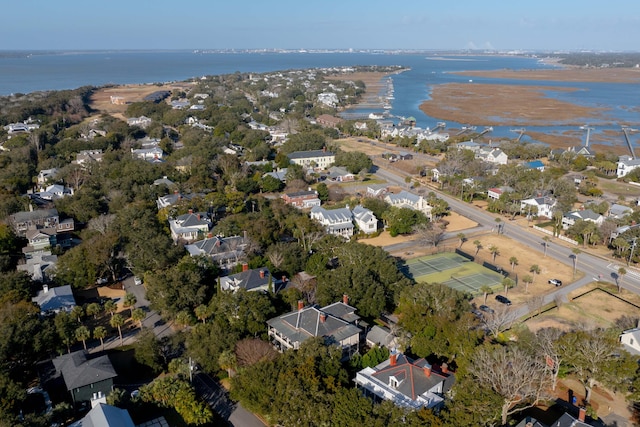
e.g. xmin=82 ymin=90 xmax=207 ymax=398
xmin=617 ymin=155 xmax=640 ymax=178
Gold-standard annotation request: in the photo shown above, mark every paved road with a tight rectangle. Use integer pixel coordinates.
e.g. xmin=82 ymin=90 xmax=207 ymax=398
xmin=375 ymin=165 xmax=640 ymax=318
xmin=193 ymin=372 xmax=266 ymax=427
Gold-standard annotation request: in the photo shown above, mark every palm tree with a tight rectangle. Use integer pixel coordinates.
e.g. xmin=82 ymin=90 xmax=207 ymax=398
xmin=489 ymin=245 xmax=500 ymax=263
xmin=75 ymin=325 xmax=90 ymax=350
xmin=175 ymin=311 xmax=193 ymax=329
xmin=195 ymin=304 xmax=211 ymax=324
xmin=218 ymin=350 xmax=237 ymax=378
xmin=71 ymin=305 xmax=84 ymax=323
xmin=85 ymin=302 xmax=102 ymax=319
xmin=617 ymin=267 xmax=627 ymax=292
xmin=110 ymin=314 xmax=125 ymax=346
xmin=572 ymin=248 xmax=582 ymax=277
xmin=94 ymin=326 xmax=107 ymax=351
xmin=104 ymin=300 xmax=117 ymax=317
xmin=529 ymin=264 xmax=541 ymax=283
xmin=123 ymin=293 xmax=137 ymax=310
xmin=473 ymin=240 xmax=482 ymax=256
xmin=509 ymin=256 xmax=519 ymax=272
xmin=502 ymin=277 xmax=515 ymax=295
xmin=495 ymin=217 xmax=502 ymax=234
xmin=131 ymin=308 xmax=146 ymax=329
xmin=542 ymin=236 xmax=551 ymax=257
xmin=522 ymin=274 xmax=534 ymax=293
xmin=480 ymin=285 xmax=493 ymax=304
xmin=457 ymin=233 xmax=466 ymax=248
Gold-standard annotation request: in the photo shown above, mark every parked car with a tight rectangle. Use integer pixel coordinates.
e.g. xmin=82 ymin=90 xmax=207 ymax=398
xmin=134 ymin=276 xmax=142 ymax=286
xmin=548 ymin=279 xmax=562 ymax=286
xmin=479 ymin=305 xmax=494 ymax=314
xmin=495 ymin=295 xmax=512 ymax=305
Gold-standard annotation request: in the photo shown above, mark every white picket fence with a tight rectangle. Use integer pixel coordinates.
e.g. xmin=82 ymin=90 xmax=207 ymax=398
xmin=532 ymin=225 xmax=579 ymax=245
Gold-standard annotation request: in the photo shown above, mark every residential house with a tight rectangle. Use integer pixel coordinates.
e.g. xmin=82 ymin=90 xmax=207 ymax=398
xmin=354 ymin=351 xmax=453 ymax=410
xmin=281 ymin=190 xmax=321 ymax=209
xmin=352 ymin=205 xmax=378 ymax=234
xmin=477 ymin=147 xmax=508 ymax=165
xmin=316 ymin=114 xmax=344 ymax=128
xmin=264 ymin=168 xmax=288 ymax=182
xmin=185 ymin=234 xmax=248 ymax=271
xmin=561 ymin=209 xmax=604 ymax=230
xmin=398 ymin=151 xmax=413 ymax=161
xmin=37 ymin=168 xmax=59 ymax=185
xmin=608 ymin=203 xmax=633 ymax=219
xmin=617 ymin=155 xmax=640 ymax=178
xmin=310 ymin=206 xmax=354 ymax=238
xmin=33 ymin=184 xmax=73 ymax=200
xmin=32 ymin=284 xmax=76 ymax=315
xmin=69 ymin=403 xmax=135 ymax=427
xmin=327 ymin=166 xmax=356 ymax=182
xmin=366 ymin=184 xmax=388 ymax=198
xmin=267 ymin=297 xmax=362 ymax=360
xmin=620 ymin=327 xmax=640 ymax=356
xmin=385 ymin=191 xmax=433 ymax=220
xmin=3 ymin=119 xmax=39 ymax=134
xmin=523 ymin=160 xmax=545 ymax=172
xmin=52 ymin=350 xmax=117 ymax=404
xmin=168 ymin=211 xmax=212 ymax=243
xmin=487 ymin=186 xmax=514 ymax=201
xmin=366 ymin=325 xmax=399 ymax=349
xmin=153 ymin=176 xmax=177 ymax=188
xmin=9 ymin=208 xmax=60 ymax=236
xmin=170 ymin=99 xmax=190 ymax=109
xmin=220 ymin=266 xmax=277 ymax=293
xmin=131 ymin=146 xmax=164 ymax=162
xmin=156 ymin=191 xmax=203 ymax=209
xmin=520 ymin=196 xmax=557 ymax=219
xmin=73 ymin=149 xmax=104 ymax=166
xmin=287 ymin=150 xmax=335 ymax=170
xmin=22 ymin=228 xmax=57 ymax=256
xmin=18 ymin=252 xmax=58 ymax=282
xmin=515 ymin=409 xmax=590 ymax=427
xmin=127 ymin=116 xmax=153 ymax=128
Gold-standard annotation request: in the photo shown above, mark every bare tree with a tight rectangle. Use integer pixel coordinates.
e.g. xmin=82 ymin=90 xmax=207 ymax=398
xmin=266 ymin=245 xmax=285 ymax=271
xmin=87 ymin=214 xmax=116 ymax=235
xmin=526 ymin=295 xmax=545 ymax=318
xmin=482 ymin=305 xmax=519 ymax=338
xmin=414 ymin=222 xmax=445 ymax=248
xmin=470 ymin=345 xmax=551 ymax=426
xmin=535 ymin=327 xmax=564 ymax=391
xmin=235 ymin=338 xmax=278 ymax=367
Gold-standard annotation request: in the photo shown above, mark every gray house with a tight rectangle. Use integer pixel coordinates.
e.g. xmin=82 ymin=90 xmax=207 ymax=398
xmin=52 ymin=351 xmax=117 ymax=404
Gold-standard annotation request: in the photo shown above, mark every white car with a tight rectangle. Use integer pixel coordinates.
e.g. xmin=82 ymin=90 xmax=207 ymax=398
xmin=134 ymin=276 xmax=142 ymax=286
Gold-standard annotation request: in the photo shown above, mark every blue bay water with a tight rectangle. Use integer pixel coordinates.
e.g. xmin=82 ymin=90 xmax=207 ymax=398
xmin=0 ymin=51 xmax=637 ymax=147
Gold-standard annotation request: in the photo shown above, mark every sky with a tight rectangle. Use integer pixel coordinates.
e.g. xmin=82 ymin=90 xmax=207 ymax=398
xmin=2 ymin=0 xmax=639 ymax=51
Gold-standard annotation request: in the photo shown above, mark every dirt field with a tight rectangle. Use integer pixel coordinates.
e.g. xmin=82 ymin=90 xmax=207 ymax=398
xmin=526 ymin=286 xmax=640 ymax=333
xmin=89 ymin=82 xmax=194 ymax=120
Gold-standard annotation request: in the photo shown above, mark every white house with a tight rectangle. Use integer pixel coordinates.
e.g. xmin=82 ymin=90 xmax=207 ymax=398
xmin=562 ymin=209 xmax=604 ymax=230
xmin=168 ymin=211 xmax=212 ymax=243
xmin=287 ymin=150 xmax=335 ymax=170
xmin=608 ymin=203 xmax=633 ymax=219
xmin=366 ymin=184 xmax=388 ymax=198
xmin=352 ymin=205 xmax=378 ymax=234
xmin=37 ymin=168 xmax=59 ymax=185
xmin=477 ymin=147 xmax=508 ymax=165
xmin=132 ymin=147 xmax=164 ymax=161
xmin=354 ymin=352 xmax=451 ymax=410
xmin=487 ymin=186 xmax=514 ymax=201
xmin=520 ymin=196 xmax=557 ymax=218
xmin=310 ymin=206 xmax=354 ymax=239
xmin=127 ymin=116 xmax=153 ymax=129
xmin=620 ymin=327 xmax=640 ymax=355
xmin=617 ymin=155 xmax=640 ymax=178
xmin=385 ymin=191 xmax=432 ymax=220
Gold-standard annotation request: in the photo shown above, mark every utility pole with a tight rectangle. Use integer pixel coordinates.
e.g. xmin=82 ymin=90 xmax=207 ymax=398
xmin=629 ymin=237 xmax=638 ymax=266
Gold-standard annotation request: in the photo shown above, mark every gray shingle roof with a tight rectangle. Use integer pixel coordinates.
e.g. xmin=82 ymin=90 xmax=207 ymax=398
xmin=220 ymin=268 xmax=273 ymax=291
xmin=69 ymin=403 xmax=135 ymax=427
xmin=287 ymin=150 xmax=335 ymax=159
xmin=32 ymin=285 xmax=75 ymax=313
xmin=52 ymin=351 xmax=117 ymax=391
xmin=371 ymin=354 xmax=450 ymax=401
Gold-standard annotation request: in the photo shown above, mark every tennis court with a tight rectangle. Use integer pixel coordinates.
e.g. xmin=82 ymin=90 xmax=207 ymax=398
xmin=401 ymin=252 xmax=504 ymax=296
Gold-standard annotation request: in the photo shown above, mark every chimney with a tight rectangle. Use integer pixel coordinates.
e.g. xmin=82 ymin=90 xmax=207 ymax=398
xmin=282 ymin=275 xmax=287 ymax=283
xmin=423 ymin=364 xmax=432 ymax=377
xmin=242 ymin=263 xmax=249 ymax=272
xmin=390 ymin=352 xmax=397 ymax=366
xmin=297 ymin=300 xmax=304 ymax=311
xmin=320 ymin=312 xmax=326 ymax=323
xmin=207 ymin=233 xmax=213 ymax=238
xmin=260 ymin=270 xmax=265 ymax=279
xmin=197 ymin=213 xmax=201 ymax=220
xmin=188 ymin=208 xmax=193 ymax=214
xmin=243 ymin=230 xmax=248 ymax=241
xmin=441 ymin=362 xmax=449 ymax=374
xmin=578 ymin=407 xmax=586 ymax=422
xmin=43 ymin=284 xmax=49 ymax=294
xmin=343 ymin=294 xmax=349 ymax=305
